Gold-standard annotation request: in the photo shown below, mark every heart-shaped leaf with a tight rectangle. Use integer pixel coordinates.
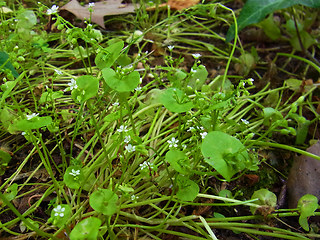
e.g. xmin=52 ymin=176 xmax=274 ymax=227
xmin=102 ymin=68 xmax=140 ymax=92
xmin=160 ymin=88 xmax=193 ymax=113
xmin=71 ymin=75 xmax=99 ymax=103
xmin=89 ymin=189 xmax=118 ymax=216
xmin=201 ymin=131 xmax=248 ymax=181
xmin=176 ymin=175 xmax=199 ymax=201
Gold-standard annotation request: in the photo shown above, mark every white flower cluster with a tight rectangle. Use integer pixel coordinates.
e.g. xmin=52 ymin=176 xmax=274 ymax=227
xmin=53 ymin=205 xmax=65 ymax=217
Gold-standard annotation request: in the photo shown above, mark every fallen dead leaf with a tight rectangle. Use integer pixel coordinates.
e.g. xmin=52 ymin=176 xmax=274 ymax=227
xmin=61 ymin=0 xmax=138 ymax=28
xmin=168 ymin=0 xmax=200 ymax=10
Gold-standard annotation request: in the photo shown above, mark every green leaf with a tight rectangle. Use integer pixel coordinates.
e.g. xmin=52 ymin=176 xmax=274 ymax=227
xmin=201 ymin=131 xmax=248 ymax=181
xmin=9 ymin=116 xmax=52 ymax=132
xmin=176 ymin=175 xmax=199 ymax=201
xmin=187 ymin=65 xmax=208 ymax=90
xmin=160 ymin=88 xmax=193 ymax=113
xmin=71 ymin=75 xmax=99 ymax=103
xmin=250 ymin=189 xmax=277 ymax=214
xmin=297 ymin=194 xmax=319 ymax=231
xmin=3 ymin=183 xmax=17 ymax=202
xmin=0 ymin=149 xmax=11 ymax=176
xmin=39 ymin=90 xmax=63 ymax=104
xmin=165 ymin=150 xmax=190 ymax=174
xmin=226 ymin=0 xmax=320 ymax=42
xmin=95 ymin=40 xmax=124 ymax=69
xmin=50 ymin=204 xmax=72 ymax=228
xmin=102 ymin=68 xmax=140 ymax=92
xmin=263 ymin=107 xmax=283 ymax=127
xmin=63 ymin=166 xmax=84 ymax=190
xmin=0 ymin=51 xmax=19 ymax=78
xmin=257 ymin=14 xmax=281 ymax=40
xmin=89 ymin=189 xmax=118 ymax=216
xmin=69 ymin=217 xmax=101 ymax=240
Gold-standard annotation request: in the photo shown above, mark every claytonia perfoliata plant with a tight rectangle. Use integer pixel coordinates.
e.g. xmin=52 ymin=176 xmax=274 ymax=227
xmin=67 ymin=78 xmax=78 ymax=91
xmin=47 ymin=5 xmax=59 ymax=15
xmin=125 ymin=144 xmax=135 ymax=153
xmin=167 ymin=137 xmax=179 ymax=148
xmin=53 ymin=205 xmax=65 ymax=217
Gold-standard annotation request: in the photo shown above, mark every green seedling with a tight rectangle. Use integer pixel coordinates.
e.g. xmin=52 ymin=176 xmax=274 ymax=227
xmin=89 ymin=189 xmax=118 ymax=216
xmin=176 ymin=174 xmax=199 ymax=202
xmin=64 ymin=166 xmax=85 ymax=190
xmin=69 ymin=217 xmax=101 ymax=240
xmin=297 ymin=194 xmax=319 ymax=231
xmin=160 ymin=88 xmax=193 ymax=113
xmin=250 ymin=189 xmax=277 ymax=215
xmin=201 ymin=131 xmax=249 ymax=181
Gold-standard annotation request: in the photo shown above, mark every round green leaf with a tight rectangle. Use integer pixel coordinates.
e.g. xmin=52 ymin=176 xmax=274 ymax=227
xmin=102 ymin=68 xmax=140 ymax=92
xmin=187 ymin=65 xmax=208 ymax=90
xmin=95 ymin=41 xmax=124 ymax=69
xmin=250 ymin=189 xmax=277 ymax=215
xmin=165 ymin=150 xmax=190 ymax=174
xmin=10 ymin=116 xmax=52 ymax=132
xmin=160 ymin=88 xmax=193 ymax=113
xmin=89 ymin=189 xmax=118 ymax=216
xmin=69 ymin=217 xmax=101 ymax=240
xmin=50 ymin=204 xmax=72 ymax=228
xmin=176 ymin=175 xmax=199 ymax=201
xmin=201 ymin=131 xmax=248 ymax=181
xmin=72 ymin=75 xmax=99 ymax=103
xmin=64 ymin=166 xmax=84 ymax=190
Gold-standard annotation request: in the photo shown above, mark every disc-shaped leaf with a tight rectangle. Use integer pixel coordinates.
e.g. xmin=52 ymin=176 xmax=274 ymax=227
xmin=72 ymin=75 xmax=99 ymax=103
xmin=89 ymin=189 xmax=118 ymax=216
xmin=250 ymin=189 xmax=277 ymax=214
xmin=165 ymin=150 xmax=190 ymax=174
xmin=64 ymin=166 xmax=85 ymax=190
xmin=69 ymin=217 xmax=101 ymax=240
xmin=95 ymin=41 xmax=124 ymax=69
xmin=201 ymin=131 xmax=248 ymax=181
xmin=160 ymin=88 xmax=193 ymax=113
xmin=102 ymin=68 xmax=140 ymax=92
xmin=297 ymin=194 xmax=319 ymax=231
xmin=9 ymin=116 xmax=52 ymax=132
xmin=176 ymin=175 xmax=199 ymax=201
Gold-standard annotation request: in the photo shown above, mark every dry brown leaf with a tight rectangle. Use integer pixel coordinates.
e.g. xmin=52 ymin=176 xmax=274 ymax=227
xmin=168 ymin=0 xmax=200 ymax=10
xmin=61 ymin=0 xmax=138 ymax=28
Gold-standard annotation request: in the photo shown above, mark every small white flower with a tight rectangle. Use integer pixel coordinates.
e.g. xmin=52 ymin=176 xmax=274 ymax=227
xmin=241 ymin=119 xmax=249 ymax=125
xmin=53 ymin=205 xmax=65 ymax=217
xmin=21 ymin=132 xmax=26 ymax=135
xmin=187 ymin=127 xmax=195 ymax=132
xmin=167 ymin=137 xmax=179 ymax=148
xmin=69 ymin=169 xmax=80 ymax=176
xmin=135 ymin=86 xmax=142 ymax=92
xmin=54 ymin=69 xmax=62 ymax=75
xmin=139 ymin=161 xmax=148 ymax=170
xmin=67 ymin=78 xmax=78 ymax=90
xmin=124 ymin=135 xmax=131 ymax=143
xmin=26 ymin=113 xmax=39 ymax=120
xmin=88 ymin=2 xmax=95 ymax=7
xmin=192 ymin=53 xmax=201 ymax=59
xmin=197 ymin=126 xmax=204 ymax=131
xmin=200 ymin=132 xmax=207 ymax=139
xmin=112 ymin=102 xmax=119 ymax=106
xmin=168 ymin=45 xmax=174 ymax=50
xmin=131 ymin=195 xmax=139 ymax=201
xmin=125 ymin=144 xmax=136 ymax=153
xmin=248 ymin=78 xmax=254 ymax=83
xmin=191 ymin=68 xmax=197 ymax=73
xmin=47 ymin=5 xmax=59 ymax=15
xmin=117 ymin=125 xmax=128 ymax=133
xmin=139 ymin=161 xmax=155 ymax=171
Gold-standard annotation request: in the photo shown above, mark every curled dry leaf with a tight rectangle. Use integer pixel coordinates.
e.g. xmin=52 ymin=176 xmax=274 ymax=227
xmin=61 ymin=0 xmax=138 ymax=28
